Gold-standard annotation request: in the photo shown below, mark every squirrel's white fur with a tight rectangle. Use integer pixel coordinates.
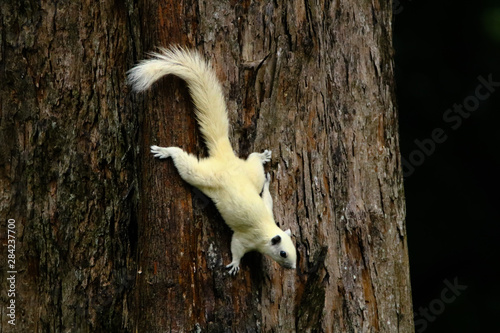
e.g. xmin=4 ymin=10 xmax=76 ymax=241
xmin=128 ymin=47 xmax=297 ymax=274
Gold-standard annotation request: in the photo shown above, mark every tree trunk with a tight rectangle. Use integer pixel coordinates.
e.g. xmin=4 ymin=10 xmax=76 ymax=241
xmin=1 ymin=1 xmax=413 ymax=332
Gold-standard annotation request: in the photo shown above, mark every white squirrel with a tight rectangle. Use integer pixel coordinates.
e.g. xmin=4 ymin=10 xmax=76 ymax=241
xmin=128 ymin=47 xmax=297 ymax=274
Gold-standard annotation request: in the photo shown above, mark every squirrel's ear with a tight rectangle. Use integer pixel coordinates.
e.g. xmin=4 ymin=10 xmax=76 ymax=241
xmin=271 ymin=235 xmax=281 ymax=245
xmin=285 ymin=229 xmax=292 ymax=237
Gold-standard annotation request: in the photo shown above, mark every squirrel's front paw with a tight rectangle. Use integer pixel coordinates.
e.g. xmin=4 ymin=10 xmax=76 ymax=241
xmin=226 ymin=262 xmax=240 ymax=275
xmin=151 ymin=145 xmax=171 ymax=159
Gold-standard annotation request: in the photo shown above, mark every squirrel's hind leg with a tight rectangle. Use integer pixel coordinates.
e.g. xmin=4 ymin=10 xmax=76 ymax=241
xmin=151 ymin=145 xmax=215 ymax=188
xmin=261 ymin=172 xmax=273 ymax=215
xmin=245 ymin=149 xmax=272 ymax=193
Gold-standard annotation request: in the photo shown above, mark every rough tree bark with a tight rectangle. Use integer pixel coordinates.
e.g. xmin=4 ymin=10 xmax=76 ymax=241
xmin=1 ymin=0 xmax=413 ymax=332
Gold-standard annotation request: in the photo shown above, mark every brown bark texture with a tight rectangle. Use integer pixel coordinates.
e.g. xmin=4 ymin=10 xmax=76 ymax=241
xmin=0 ymin=0 xmax=413 ymax=332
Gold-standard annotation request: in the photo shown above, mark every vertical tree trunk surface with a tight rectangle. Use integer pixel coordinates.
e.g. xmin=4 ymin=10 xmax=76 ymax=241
xmin=1 ymin=1 xmax=413 ymax=332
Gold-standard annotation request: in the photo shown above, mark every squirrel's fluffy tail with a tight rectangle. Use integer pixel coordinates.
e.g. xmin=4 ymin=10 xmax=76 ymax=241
xmin=128 ymin=47 xmax=233 ymax=157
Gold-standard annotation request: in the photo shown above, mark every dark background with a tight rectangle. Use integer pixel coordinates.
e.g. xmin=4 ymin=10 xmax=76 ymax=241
xmin=394 ymin=0 xmax=500 ymax=332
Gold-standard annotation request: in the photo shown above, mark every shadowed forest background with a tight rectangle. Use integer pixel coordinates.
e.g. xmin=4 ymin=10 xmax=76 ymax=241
xmin=395 ymin=0 xmax=500 ymax=331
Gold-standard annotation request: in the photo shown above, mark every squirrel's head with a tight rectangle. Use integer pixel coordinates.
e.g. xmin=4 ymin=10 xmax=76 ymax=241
xmin=267 ymin=229 xmax=297 ymax=270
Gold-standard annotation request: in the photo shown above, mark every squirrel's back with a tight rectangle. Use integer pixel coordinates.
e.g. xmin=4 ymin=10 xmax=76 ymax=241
xmin=127 ymin=47 xmax=233 ymax=157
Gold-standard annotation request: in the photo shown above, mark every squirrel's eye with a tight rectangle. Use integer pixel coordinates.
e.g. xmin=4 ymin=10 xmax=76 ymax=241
xmin=280 ymin=251 xmax=287 ymax=258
